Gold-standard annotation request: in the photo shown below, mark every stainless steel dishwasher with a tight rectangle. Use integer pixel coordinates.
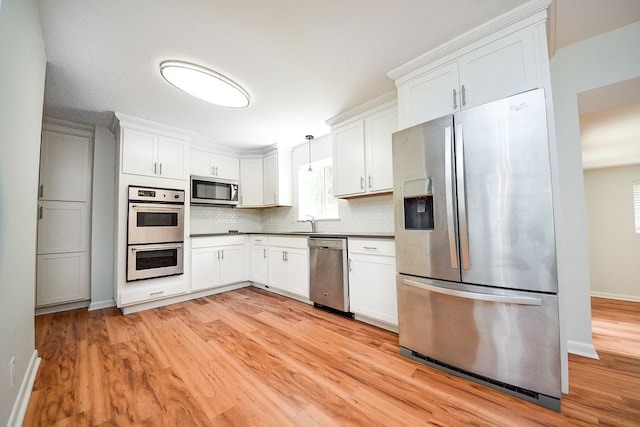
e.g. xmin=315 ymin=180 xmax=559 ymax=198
xmin=309 ymin=237 xmax=351 ymax=314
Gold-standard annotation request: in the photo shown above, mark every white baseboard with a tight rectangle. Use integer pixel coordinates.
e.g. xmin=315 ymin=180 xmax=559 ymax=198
xmin=591 ymin=291 xmax=640 ymax=303
xmin=7 ymin=350 xmax=41 ymax=427
xmin=567 ymin=340 xmax=599 ymax=359
xmin=35 ymin=300 xmax=90 ymax=316
xmin=89 ymin=298 xmax=116 ymax=311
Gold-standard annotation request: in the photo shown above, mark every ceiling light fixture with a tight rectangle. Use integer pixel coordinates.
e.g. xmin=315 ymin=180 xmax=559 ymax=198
xmin=159 ymin=60 xmax=250 ymax=108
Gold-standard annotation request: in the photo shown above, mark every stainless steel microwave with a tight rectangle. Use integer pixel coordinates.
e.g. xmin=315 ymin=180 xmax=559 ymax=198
xmin=190 ymin=175 xmax=238 ymax=206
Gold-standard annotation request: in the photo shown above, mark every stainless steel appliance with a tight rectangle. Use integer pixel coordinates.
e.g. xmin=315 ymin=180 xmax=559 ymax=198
xmin=393 ymin=88 xmax=561 ymax=411
xmin=127 ymin=186 xmax=185 ymax=281
xmin=309 ymin=237 xmax=351 ymax=314
xmin=190 ymin=175 xmax=238 ymax=206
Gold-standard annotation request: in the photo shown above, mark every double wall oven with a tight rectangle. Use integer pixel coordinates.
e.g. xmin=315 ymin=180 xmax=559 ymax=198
xmin=127 ymin=186 xmax=185 ymax=281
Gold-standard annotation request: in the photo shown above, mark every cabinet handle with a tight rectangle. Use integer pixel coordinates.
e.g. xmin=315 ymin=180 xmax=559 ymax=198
xmin=453 ymin=89 xmax=458 ymax=109
xmin=211 ymin=166 xmax=215 ymax=176
xmin=150 ymin=291 xmax=164 ymax=296
xmin=217 ymin=250 xmax=221 ymax=260
xmin=221 ymin=249 xmax=224 ymax=260
xmin=363 ymin=246 xmax=378 ymax=250
xmin=38 ymin=206 xmax=43 ymax=220
xmin=154 ymin=162 xmax=157 ymax=175
xmin=368 ymin=176 xmax=372 ymax=189
xmin=348 ymin=258 xmax=352 ymax=272
xmin=263 ymin=248 xmax=267 ymax=258
xmin=39 ymin=185 xmax=43 ymax=198
xmin=215 ymin=167 xmax=219 ymax=176
xmin=159 ymin=163 xmax=163 ymax=175
xmin=461 ymin=85 xmax=466 ymax=106
xmin=360 ymin=177 xmax=364 ymax=190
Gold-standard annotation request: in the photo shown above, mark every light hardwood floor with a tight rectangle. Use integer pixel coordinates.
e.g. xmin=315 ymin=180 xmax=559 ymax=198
xmin=24 ymin=288 xmax=640 ymax=426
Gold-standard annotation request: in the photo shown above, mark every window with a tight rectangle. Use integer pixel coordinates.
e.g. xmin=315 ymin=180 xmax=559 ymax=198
xmin=634 ymin=180 xmax=640 ymax=233
xmin=298 ymin=158 xmax=338 ymax=220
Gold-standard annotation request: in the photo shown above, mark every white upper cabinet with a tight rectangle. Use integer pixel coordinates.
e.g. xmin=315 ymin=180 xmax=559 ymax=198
xmin=39 ymin=130 xmax=90 ymax=202
xmin=332 ymin=101 xmax=398 ymax=198
xmin=190 ymin=148 xmax=240 ymax=181
xmin=121 ymin=128 xmax=188 ymax=180
xmin=393 ymin=22 xmax=544 ymax=130
xmin=262 ymin=148 xmax=292 ymax=207
xmin=239 ymin=158 xmax=264 ymax=207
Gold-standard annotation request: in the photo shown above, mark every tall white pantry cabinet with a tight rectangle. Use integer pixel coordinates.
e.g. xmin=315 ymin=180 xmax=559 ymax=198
xmin=36 ymin=121 xmax=92 ymax=308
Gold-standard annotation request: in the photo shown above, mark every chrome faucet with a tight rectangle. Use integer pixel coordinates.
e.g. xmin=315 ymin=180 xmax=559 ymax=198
xmin=304 ymin=215 xmax=317 ymax=233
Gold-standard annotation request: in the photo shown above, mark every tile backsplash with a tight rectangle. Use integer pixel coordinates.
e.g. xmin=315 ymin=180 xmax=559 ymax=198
xmin=189 ymin=194 xmax=394 ymax=235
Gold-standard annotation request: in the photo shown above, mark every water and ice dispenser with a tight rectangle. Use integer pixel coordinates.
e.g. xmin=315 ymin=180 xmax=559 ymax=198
xmin=403 ymin=178 xmax=434 ymax=230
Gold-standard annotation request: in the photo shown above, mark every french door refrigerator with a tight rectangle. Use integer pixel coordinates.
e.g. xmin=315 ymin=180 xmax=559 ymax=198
xmin=392 ymin=88 xmax=561 ymax=410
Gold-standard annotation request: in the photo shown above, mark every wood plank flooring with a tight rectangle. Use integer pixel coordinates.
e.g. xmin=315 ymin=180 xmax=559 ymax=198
xmin=24 ymin=288 xmax=640 ymax=426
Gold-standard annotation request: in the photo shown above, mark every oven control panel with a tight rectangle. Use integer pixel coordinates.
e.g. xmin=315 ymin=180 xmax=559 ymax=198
xmin=128 ymin=186 xmax=185 ymax=203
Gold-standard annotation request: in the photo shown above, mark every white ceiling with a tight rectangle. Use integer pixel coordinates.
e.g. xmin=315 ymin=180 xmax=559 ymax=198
xmin=36 ymin=0 xmax=640 ymax=150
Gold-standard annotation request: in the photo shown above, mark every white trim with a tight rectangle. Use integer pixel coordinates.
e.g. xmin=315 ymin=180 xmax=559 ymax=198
xmin=325 ymin=91 xmax=397 ymax=127
xmin=89 ymin=298 xmax=117 ymax=311
xmin=42 ymin=117 xmax=95 ymax=137
xmin=35 ymin=300 xmax=91 ymax=316
xmin=591 ymin=291 xmax=640 ymax=303
xmin=113 ymin=112 xmax=195 ymax=141
xmin=387 ymin=0 xmax=551 ymax=81
xmin=353 ymin=313 xmax=398 ymax=334
xmin=7 ymin=350 xmax=41 ymax=427
xmin=567 ymin=340 xmax=599 ymax=359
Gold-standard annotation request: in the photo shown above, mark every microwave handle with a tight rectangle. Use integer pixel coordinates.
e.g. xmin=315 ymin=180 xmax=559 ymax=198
xmin=232 ymin=184 xmax=239 ymax=201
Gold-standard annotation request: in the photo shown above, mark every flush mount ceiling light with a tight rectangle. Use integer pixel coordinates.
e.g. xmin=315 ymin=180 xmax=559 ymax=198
xmin=159 ymin=60 xmax=250 ymax=108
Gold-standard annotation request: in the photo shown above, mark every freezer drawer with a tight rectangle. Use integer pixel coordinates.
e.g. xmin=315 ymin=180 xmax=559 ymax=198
xmin=397 ymin=274 xmax=560 ymax=405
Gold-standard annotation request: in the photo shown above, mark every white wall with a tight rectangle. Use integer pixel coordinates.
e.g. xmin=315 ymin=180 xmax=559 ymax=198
xmin=550 ymin=21 xmax=640 ymax=358
xmin=90 ymin=126 xmax=117 ymax=310
xmin=584 ymin=165 xmax=640 ymax=301
xmin=0 ymin=0 xmax=46 ymax=424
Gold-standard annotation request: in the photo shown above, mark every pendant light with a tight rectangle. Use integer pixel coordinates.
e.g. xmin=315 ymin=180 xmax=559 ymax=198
xmin=306 ymin=135 xmax=314 ymax=171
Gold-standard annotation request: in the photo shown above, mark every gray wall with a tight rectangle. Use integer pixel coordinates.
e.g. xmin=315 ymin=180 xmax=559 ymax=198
xmin=90 ymin=126 xmax=117 ymax=310
xmin=0 ymin=0 xmax=46 ymax=423
xmin=550 ymin=21 xmax=640 ymax=358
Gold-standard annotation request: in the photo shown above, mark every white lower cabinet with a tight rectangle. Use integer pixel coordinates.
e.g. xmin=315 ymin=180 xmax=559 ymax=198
xmin=267 ymin=236 xmax=309 ymax=299
xmin=36 ymin=252 xmax=89 ymax=306
xmin=191 ymin=236 xmax=245 ymax=292
xmin=249 ymin=235 xmax=269 ymax=284
xmin=348 ymin=239 xmax=397 ymax=327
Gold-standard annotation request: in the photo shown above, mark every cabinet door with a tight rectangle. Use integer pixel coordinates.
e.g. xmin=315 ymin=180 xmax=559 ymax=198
xmin=458 ymin=28 xmax=537 ymax=110
xmin=219 ymin=245 xmax=245 ymax=285
xmin=268 ymin=248 xmax=287 ymax=290
xmin=239 ymin=158 xmax=263 ymax=206
xmin=333 ymin=121 xmax=366 ymax=197
xmin=263 ymin=153 xmax=278 ymax=206
xmin=190 ymin=148 xmax=214 ymax=176
xmin=349 ymin=254 xmax=397 ymax=325
xmin=365 ymin=105 xmax=398 ymax=193
xmin=191 ymin=247 xmax=220 ymax=291
xmin=214 ymin=154 xmax=240 ymax=181
xmin=122 ymin=128 xmax=156 ymax=176
xmin=286 ymin=248 xmax=309 ymax=298
xmin=39 ymin=131 xmax=90 ymax=202
xmin=397 ymin=62 xmax=459 ymax=129
xmin=36 ymin=252 xmax=89 ymax=306
xmin=250 ymin=245 xmax=269 ymax=284
xmin=157 ymin=136 xmax=187 ymax=180
xmin=37 ymin=201 xmax=88 ymax=254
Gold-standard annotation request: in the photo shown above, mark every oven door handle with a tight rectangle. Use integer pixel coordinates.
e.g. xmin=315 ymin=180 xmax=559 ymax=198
xmin=130 ymin=243 xmax=183 ymax=252
xmin=130 ymin=204 xmax=184 ymax=211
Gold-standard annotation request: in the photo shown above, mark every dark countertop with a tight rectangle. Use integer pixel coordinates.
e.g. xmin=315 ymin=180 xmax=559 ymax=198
xmin=190 ymin=231 xmax=394 ymax=239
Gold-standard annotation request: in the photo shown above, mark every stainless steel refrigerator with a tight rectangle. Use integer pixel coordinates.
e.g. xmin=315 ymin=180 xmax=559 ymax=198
xmin=392 ymin=88 xmax=561 ymax=411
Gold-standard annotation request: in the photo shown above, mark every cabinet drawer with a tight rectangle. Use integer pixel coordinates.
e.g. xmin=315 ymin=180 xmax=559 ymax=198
xmin=249 ymin=235 xmax=269 ymax=246
xmin=268 ymin=236 xmax=308 ymax=249
xmin=119 ymin=281 xmax=186 ymax=305
xmin=348 ymin=239 xmax=395 ymax=256
xmin=192 ymin=235 xmax=246 ymax=248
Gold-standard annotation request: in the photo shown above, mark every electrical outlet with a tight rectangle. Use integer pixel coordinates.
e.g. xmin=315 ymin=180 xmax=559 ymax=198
xmin=10 ymin=356 xmax=15 ymax=388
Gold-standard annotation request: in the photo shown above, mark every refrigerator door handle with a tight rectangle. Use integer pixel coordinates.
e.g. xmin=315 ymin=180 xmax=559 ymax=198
xmin=402 ymin=279 xmax=542 ymax=306
xmin=455 ymin=123 xmax=471 ymax=270
xmin=444 ymin=125 xmax=458 ymax=269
